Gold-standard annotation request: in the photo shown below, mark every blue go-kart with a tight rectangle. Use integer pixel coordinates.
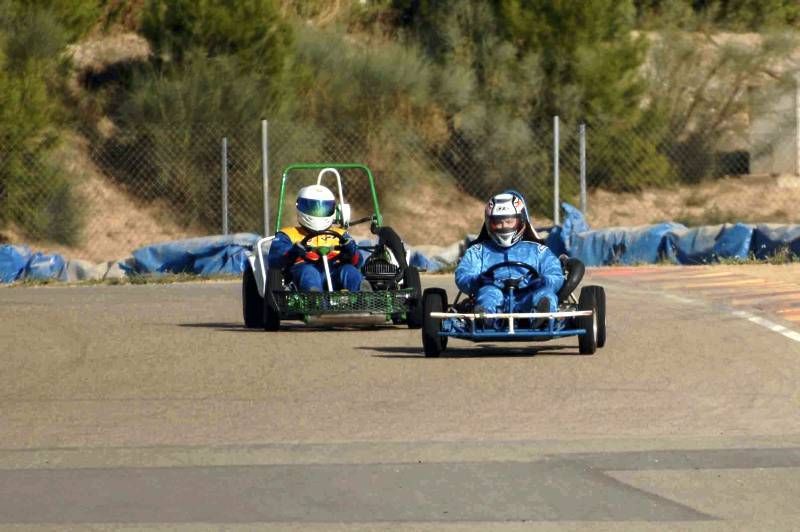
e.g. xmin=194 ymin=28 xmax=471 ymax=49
xmin=420 ymin=258 xmax=606 ymax=357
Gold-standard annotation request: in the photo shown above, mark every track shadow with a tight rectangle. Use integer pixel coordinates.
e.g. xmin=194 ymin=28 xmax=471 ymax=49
xmin=178 ymin=322 xmax=264 ymax=333
xmin=178 ymin=322 xmax=402 ymax=333
xmin=360 ymin=343 xmax=579 ymax=359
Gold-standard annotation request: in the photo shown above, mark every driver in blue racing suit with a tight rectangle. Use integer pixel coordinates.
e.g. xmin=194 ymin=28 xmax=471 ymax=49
xmin=267 ymin=184 xmax=363 ymax=292
xmin=455 ymin=190 xmax=564 ymax=326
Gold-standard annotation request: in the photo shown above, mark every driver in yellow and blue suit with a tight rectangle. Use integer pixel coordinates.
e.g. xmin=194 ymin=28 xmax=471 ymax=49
xmin=267 ymin=184 xmax=363 ymax=292
xmin=455 ymin=190 xmax=564 ymax=326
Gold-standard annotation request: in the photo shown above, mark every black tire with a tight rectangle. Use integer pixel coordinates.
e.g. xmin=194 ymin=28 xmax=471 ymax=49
xmin=422 ymin=288 xmax=448 ymax=357
xmin=263 ymin=268 xmax=283 ymax=332
xmin=404 ymin=266 xmax=423 ymax=329
xmin=585 ymin=285 xmax=607 ymax=348
xmin=577 ymin=287 xmax=598 ymax=355
xmin=375 ymin=226 xmax=409 ymax=269
xmin=242 ymin=264 xmax=264 ymax=328
xmin=556 ymin=257 xmax=586 ymax=303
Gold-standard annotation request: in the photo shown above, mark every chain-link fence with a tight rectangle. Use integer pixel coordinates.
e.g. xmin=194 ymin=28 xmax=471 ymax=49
xmin=1 ymin=117 xmax=799 ymax=261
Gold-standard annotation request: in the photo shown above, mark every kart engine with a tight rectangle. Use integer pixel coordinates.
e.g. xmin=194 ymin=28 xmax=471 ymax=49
xmin=363 ymin=246 xmax=402 ymax=290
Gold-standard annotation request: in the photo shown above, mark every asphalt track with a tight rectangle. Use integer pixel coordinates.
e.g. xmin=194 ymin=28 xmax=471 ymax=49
xmin=1 ymin=269 xmax=800 ymax=530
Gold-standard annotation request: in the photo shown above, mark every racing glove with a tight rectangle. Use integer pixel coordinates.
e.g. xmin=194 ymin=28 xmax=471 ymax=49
xmin=337 ymin=238 xmax=359 ymax=265
xmin=478 ymin=272 xmax=494 ymax=286
xmin=282 ymin=242 xmax=310 ymax=266
xmin=288 ymin=242 xmax=307 ymax=258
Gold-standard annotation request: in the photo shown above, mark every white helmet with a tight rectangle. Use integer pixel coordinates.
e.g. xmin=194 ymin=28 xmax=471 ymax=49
xmin=296 ymin=184 xmax=336 ymax=232
xmin=484 ymin=192 xmax=526 ymax=247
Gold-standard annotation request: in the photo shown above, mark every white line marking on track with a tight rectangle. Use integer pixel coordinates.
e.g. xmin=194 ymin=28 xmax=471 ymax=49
xmin=657 ymin=290 xmax=800 ymax=344
xmin=732 ymin=310 xmax=800 ymax=344
xmin=661 ymin=293 xmax=700 ymax=305
xmin=610 ymin=277 xmax=800 ymax=343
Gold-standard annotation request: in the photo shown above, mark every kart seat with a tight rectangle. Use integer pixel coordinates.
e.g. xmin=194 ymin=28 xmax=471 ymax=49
xmin=557 ymin=255 xmax=585 ymax=303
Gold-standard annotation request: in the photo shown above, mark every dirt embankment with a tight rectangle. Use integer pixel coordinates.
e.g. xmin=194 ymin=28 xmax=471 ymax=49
xmin=10 ymin=169 xmax=800 ymax=263
xmin=2 ymin=132 xmax=196 ymax=263
xmin=586 ymin=174 xmax=800 ymax=228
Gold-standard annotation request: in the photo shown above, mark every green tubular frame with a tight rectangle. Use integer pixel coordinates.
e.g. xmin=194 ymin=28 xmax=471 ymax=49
xmin=274 ymin=163 xmax=383 ymax=232
xmin=274 ymin=289 xmax=413 ymax=316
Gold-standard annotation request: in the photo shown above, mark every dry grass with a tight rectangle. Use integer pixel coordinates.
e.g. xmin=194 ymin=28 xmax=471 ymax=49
xmin=66 ymin=32 xmax=150 ymax=73
xmin=4 ymin=272 xmax=238 ymax=288
xmin=8 ymin=131 xmax=199 ymax=262
xmin=587 ymin=174 xmax=800 ymax=228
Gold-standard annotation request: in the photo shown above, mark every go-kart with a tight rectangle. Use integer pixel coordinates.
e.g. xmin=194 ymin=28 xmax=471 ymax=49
xmin=242 ymin=163 xmax=423 ymax=330
xmin=421 ymin=256 xmax=606 ymax=356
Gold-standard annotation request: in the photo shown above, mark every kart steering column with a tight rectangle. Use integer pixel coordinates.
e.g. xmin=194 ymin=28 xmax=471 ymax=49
xmin=321 ymin=255 xmax=334 ymax=292
xmin=507 ymin=285 xmax=516 ymax=334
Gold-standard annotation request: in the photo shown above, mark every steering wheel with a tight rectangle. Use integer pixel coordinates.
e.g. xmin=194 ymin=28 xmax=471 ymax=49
xmin=481 ymin=261 xmax=540 ymax=291
xmin=299 ymin=230 xmax=349 ymax=263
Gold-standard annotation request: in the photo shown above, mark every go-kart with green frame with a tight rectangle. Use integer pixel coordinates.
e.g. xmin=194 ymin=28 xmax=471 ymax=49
xmin=242 ymin=163 xmax=423 ymax=331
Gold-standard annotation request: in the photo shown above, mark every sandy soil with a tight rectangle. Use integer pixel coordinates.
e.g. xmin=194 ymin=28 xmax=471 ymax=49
xmin=8 ymin=170 xmax=798 ymax=262
xmin=4 ymin=133 xmax=799 ymax=263
xmin=2 ymin=133 xmax=198 ymax=262
xmin=586 ymin=173 xmax=800 ymax=228
xmin=376 ymin=181 xmax=486 ymax=246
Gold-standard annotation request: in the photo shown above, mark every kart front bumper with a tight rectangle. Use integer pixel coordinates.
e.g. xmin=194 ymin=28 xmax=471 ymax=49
xmin=273 ymin=288 xmax=414 ymax=316
xmin=432 ymin=310 xmax=592 ymax=340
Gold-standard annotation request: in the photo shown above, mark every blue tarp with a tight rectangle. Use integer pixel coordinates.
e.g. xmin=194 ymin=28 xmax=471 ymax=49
xmin=4 ymin=210 xmax=799 ymax=284
xmin=554 ymin=203 xmax=794 ymax=266
xmin=0 ymin=245 xmax=68 ymax=283
xmin=410 ymin=250 xmax=445 ymax=273
xmin=569 ymin=223 xmax=686 ymax=266
xmin=663 ymin=223 xmax=753 ymax=264
xmin=548 ymin=202 xmax=591 ymax=257
xmin=751 ymin=224 xmax=800 ymax=259
xmin=24 ymin=252 xmax=67 ymax=281
xmin=0 ymin=245 xmax=30 ymax=283
xmin=131 ymin=233 xmax=260 ymax=275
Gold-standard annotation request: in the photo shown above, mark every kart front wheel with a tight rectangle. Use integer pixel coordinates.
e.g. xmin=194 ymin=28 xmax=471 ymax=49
xmin=263 ymin=268 xmax=283 ymax=332
xmin=404 ymin=266 xmax=423 ymax=329
xmin=577 ymin=286 xmax=599 ymax=355
xmin=242 ymin=264 xmax=264 ymax=329
xmin=422 ymin=288 xmax=448 ymax=357
xmin=584 ymin=285 xmax=606 ymax=348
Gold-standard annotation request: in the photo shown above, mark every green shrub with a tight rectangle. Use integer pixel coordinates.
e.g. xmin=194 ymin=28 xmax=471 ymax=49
xmin=102 ymin=50 xmax=303 ymax=232
xmin=12 ymin=0 xmax=100 ymax=40
xmin=3 ymin=163 xmax=84 ymax=246
xmin=94 ymin=1 xmax=296 ymax=234
xmin=141 ymin=0 xmax=291 ymax=81
xmin=0 ymin=1 xmax=84 ymax=245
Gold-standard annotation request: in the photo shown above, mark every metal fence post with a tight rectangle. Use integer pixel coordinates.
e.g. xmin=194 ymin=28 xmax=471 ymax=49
xmin=553 ymin=115 xmax=560 ymax=226
xmin=268 ymin=120 xmax=269 ymax=236
xmin=221 ymin=137 xmax=229 ymax=235
xmin=579 ymin=123 xmax=587 ymax=215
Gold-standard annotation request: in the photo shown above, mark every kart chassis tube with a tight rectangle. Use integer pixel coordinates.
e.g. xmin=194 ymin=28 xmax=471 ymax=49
xmin=444 ymin=328 xmax=589 ymax=340
xmin=430 ymin=310 xmax=592 ymax=335
xmin=275 ymin=163 xmax=383 ymax=230
xmin=255 ymin=236 xmax=276 ymax=297
xmin=322 ymin=254 xmax=334 ymax=292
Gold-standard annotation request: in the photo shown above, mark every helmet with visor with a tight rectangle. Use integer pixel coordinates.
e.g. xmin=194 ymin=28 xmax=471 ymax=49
xmin=296 ymin=185 xmax=336 ymax=231
xmin=484 ymin=192 xmax=527 ymax=247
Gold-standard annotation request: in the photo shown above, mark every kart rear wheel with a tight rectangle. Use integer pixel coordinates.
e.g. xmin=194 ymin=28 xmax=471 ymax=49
xmin=422 ymin=288 xmax=448 ymax=357
xmin=376 ymin=226 xmax=408 ymax=269
xmin=263 ymin=268 xmax=283 ymax=332
xmin=584 ymin=285 xmax=606 ymax=348
xmin=577 ymin=287 xmax=598 ymax=355
xmin=404 ymin=266 xmax=423 ymax=329
xmin=242 ymin=264 xmax=264 ymax=329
